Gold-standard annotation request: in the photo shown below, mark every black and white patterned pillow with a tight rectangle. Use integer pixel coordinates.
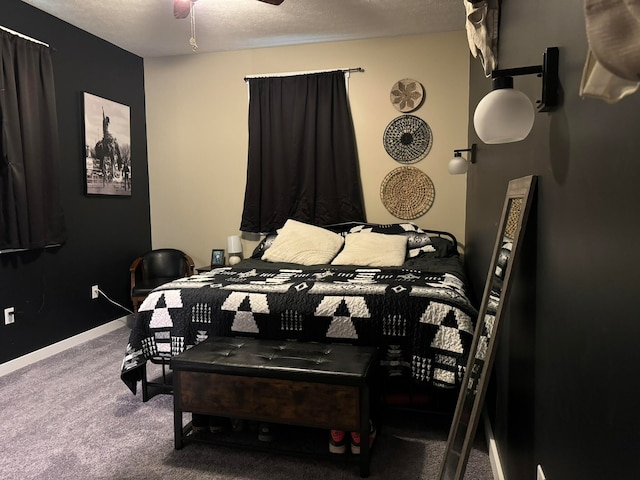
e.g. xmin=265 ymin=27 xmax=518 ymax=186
xmin=250 ymin=232 xmax=279 ymax=258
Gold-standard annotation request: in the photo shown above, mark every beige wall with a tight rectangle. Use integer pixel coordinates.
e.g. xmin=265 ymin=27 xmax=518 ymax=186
xmin=144 ymin=31 xmax=470 ymax=268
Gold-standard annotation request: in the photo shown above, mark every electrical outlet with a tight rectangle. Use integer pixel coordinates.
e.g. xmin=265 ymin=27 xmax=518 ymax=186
xmin=91 ymin=285 xmax=99 ymax=300
xmin=537 ymin=465 xmax=546 ymax=480
xmin=4 ymin=307 xmax=15 ymax=325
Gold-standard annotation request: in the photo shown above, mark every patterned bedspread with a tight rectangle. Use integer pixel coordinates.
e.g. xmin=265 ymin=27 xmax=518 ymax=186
xmin=121 ymin=258 xmax=478 ymax=394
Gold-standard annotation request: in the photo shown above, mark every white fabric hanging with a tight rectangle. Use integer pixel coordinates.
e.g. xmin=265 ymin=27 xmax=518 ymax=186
xmin=580 ymin=0 xmax=640 ymax=102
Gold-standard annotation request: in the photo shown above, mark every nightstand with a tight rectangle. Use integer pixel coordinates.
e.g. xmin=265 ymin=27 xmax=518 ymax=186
xmin=195 ymin=265 xmax=224 ymax=274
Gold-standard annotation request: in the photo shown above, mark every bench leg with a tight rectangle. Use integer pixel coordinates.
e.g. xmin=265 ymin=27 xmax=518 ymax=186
xmin=359 ymin=385 xmax=371 ymax=478
xmin=174 ymin=405 xmax=184 ymax=449
xmin=141 ymin=363 xmax=150 ymax=402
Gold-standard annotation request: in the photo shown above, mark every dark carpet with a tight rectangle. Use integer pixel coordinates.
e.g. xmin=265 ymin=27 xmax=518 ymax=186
xmin=0 ymin=324 xmax=493 ymax=479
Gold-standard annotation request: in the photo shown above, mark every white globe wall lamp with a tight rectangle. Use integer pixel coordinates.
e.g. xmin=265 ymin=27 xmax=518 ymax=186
xmin=474 ymin=47 xmax=560 ymax=144
xmin=448 ymin=144 xmax=477 ymax=175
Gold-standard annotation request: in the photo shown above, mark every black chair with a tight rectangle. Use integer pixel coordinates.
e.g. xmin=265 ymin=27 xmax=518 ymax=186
xmin=129 ymin=248 xmax=195 ymax=401
xmin=129 ymin=248 xmax=195 ymax=313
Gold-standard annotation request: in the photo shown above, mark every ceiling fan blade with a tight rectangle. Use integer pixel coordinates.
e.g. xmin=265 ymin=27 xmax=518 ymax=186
xmin=174 ymin=0 xmax=281 ymax=20
xmin=174 ymin=0 xmax=193 ymax=19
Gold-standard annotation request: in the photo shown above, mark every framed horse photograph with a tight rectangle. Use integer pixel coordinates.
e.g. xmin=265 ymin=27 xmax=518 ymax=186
xmin=82 ymin=92 xmax=131 ymax=196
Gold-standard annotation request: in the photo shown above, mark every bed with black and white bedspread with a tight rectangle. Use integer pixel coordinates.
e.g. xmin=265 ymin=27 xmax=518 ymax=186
xmin=121 ymin=224 xmax=478 ymax=395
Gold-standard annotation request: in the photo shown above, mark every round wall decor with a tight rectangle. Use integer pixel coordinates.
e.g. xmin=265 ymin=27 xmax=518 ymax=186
xmin=390 ymin=78 xmax=425 ymax=113
xmin=383 ymin=115 xmax=433 ymax=164
xmin=380 ymin=166 xmax=435 ymax=220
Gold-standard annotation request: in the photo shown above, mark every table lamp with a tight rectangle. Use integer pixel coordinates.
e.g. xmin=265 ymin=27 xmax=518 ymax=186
xmin=227 ymin=235 xmax=243 ymax=265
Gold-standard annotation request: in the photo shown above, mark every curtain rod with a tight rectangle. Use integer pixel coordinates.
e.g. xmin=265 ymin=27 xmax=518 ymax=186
xmin=244 ymin=67 xmax=364 ymax=81
xmin=0 ymin=25 xmax=50 ymax=47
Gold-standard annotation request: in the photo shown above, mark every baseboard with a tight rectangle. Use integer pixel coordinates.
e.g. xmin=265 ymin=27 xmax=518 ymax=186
xmin=0 ymin=317 xmax=129 ymax=377
xmin=483 ymin=409 xmax=505 ymax=480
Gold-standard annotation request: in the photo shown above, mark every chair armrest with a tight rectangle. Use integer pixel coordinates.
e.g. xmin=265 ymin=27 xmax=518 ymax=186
xmin=183 ymin=253 xmax=195 ymax=275
xmin=129 ymin=256 xmax=143 ymax=273
xmin=130 ymin=256 xmax=143 ymax=291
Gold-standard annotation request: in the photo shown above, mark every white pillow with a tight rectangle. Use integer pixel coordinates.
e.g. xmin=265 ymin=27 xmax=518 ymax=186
xmin=331 ymin=232 xmax=407 ymax=267
xmin=261 ymin=219 xmax=344 ymax=265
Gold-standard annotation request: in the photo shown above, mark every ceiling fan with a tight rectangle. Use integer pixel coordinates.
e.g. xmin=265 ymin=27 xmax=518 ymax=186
xmin=174 ymin=0 xmax=285 ymax=19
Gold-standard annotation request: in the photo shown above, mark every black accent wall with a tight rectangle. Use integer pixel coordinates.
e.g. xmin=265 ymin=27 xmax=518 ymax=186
xmin=466 ymin=1 xmax=640 ymax=479
xmin=0 ymin=1 xmax=151 ymax=363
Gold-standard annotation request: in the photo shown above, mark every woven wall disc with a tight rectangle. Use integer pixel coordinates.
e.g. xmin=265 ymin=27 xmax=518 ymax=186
xmin=380 ymin=166 xmax=435 ymax=220
xmin=390 ymin=78 xmax=425 ymax=113
xmin=383 ymin=115 xmax=433 ymax=164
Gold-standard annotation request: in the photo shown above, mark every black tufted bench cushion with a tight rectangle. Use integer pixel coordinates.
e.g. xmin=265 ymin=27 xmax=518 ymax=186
xmin=171 ymin=336 xmax=377 ymax=384
xmin=171 ymin=336 xmax=379 ymax=477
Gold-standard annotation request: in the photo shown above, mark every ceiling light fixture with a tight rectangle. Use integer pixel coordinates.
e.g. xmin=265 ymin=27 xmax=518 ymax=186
xmin=448 ymin=144 xmax=476 ymax=175
xmin=189 ymin=0 xmax=198 ymax=52
xmin=473 ymin=47 xmax=559 ymax=144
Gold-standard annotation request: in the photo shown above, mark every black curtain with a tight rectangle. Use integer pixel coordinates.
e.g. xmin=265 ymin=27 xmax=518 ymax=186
xmin=240 ymin=70 xmax=365 ymax=233
xmin=0 ymin=31 xmax=66 ymax=250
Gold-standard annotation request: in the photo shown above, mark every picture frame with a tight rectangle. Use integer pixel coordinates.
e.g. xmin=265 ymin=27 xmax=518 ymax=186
xmin=83 ymin=92 xmax=131 ymax=196
xmin=211 ymin=249 xmax=225 ymax=266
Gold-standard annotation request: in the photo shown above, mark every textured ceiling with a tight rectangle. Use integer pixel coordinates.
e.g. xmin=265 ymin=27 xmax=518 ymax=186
xmin=21 ymin=0 xmax=466 ymax=58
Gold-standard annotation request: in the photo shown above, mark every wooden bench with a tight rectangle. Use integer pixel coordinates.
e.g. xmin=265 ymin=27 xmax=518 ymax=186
xmin=171 ymin=336 xmax=379 ymax=477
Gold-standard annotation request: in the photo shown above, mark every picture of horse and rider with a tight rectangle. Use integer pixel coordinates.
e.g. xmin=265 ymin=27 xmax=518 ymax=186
xmin=83 ymin=92 xmax=131 ymax=196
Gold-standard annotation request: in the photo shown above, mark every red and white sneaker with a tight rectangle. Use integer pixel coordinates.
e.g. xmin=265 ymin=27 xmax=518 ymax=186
xmin=350 ymin=421 xmax=376 ymax=455
xmin=329 ymin=429 xmax=347 ymax=454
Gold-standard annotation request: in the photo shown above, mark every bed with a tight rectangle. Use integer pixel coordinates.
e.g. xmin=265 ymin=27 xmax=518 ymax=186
xmin=121 ymin=220 xmax=478 ymax=399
